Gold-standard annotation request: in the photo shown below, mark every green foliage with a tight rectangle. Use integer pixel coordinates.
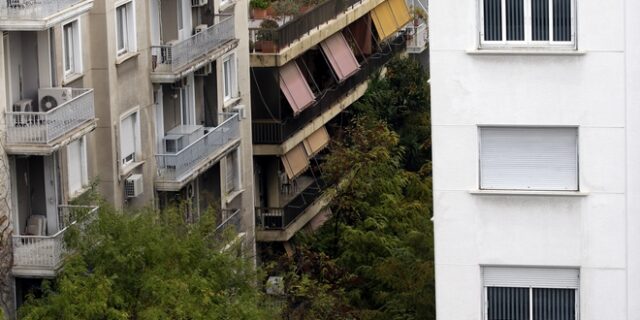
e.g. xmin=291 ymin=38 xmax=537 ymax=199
xmin=19 ymin=205 xmax=275 ymax=320
xmin=257 ymin=19 xmax=279 ymax=41
xmin=250 ymin=0 xmax=270 ymax=9
xmin=354 ymin=57 xmax=431 ymax=171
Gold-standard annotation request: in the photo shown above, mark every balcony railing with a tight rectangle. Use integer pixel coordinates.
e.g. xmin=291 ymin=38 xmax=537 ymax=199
xmin=0 ymin=0 xmax=88 ymax=20
xmin=12 ymin=205 xmax=98 ymax=272
xmin=215 ymin=208 xmax=242 ymax=237
xmin=152 ymin=15 xmax=235 ymax=73
xmin=6 ymin=88 xmax=95 ymax=145
xmin=249 ymin=0 xmax=362 ymax=53
xmin=406 ymin=23 xmax=428 ymax=53
xmin=252 ymin=34 xmax=407 ymax=144
xmin=156 ymin=113 xmax=240 ymax=182
xmin=256 ymin=180 xmax=324 ymax=230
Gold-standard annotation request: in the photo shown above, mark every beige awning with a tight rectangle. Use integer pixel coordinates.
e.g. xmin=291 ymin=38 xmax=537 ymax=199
xmin=279 ymin=61 xmax=315 ymax=115
xmin=281 ymin=144 xmax=310 ymax=180
xmin=303 ymin=126 xmax=330 ymax=158
xmin=371 ymin=0 xmax=411 ymax=40
xmin=320 ymin=32 xmax=360 ymax=82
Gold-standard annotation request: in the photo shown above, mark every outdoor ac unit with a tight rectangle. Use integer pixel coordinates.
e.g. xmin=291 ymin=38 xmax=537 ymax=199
xmin=194 ymin=24 xmax=208 ymax=34
xmin=195 ymin=62 xmax=213 ymax=76
xmin=125 ymin=174 xmax=144 ymax=198
xmin=12 ymin=99 xmax=33 ymax=112
xmin=191 ymin=0 xmax=208 ymax=7
xmin=38 ymin=88 xmax=73 ymax=112
xmin=163 ymin=135 xmax=186 ymax=153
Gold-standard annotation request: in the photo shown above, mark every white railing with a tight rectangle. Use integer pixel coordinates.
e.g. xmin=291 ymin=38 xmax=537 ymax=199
xmin=407 ymin=22 xmax=428 ymax=53
xmin=151 ymin=15 xmax=235 ymax=73
xmin=12 ymin=205 xmax=98 ymax=271
xmin=156 ymin=113 xmax=240 ymax=181
xmin=215 ymin=208 xmax=241 ymax=236
xmin=6 ymin=88 xmax=95 ymax=145
xmin=0 ymin=0 xmax=87 ymax=19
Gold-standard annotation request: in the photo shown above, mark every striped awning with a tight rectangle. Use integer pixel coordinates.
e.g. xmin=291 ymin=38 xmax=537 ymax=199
xmin=371 ymin=0 xmax=411 ymax=40
xmin=320 ymin=32 xmax=360 ymax=82
xmin=279 ymin=61 xmax=315 ymax=115
xmin=303 ymin=126 xmax=330 ymax=158
xmin=281 ymin=144 xmax=310 ymax=180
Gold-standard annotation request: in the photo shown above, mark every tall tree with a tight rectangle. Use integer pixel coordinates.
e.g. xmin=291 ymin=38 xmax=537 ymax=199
xmin=19 ymin=204 xmax=274 ymax=320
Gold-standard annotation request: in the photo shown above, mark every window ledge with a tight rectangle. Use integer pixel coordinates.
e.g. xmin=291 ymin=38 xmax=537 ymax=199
xmin=223 ymin=97 xmax=241 ymax=109
xmin=120 ymin=160 xmax=145 ymax=178
xmin=469 ymin=189 xmax=589 ymax=197
xmin=466 ymin=49 xmax=586 ymax=56
xmin=115 ymin=51 xmax=140 ymax=65
xmin=68 ymin=185 xmax=91 ymax=201
xmin=62 ymin=72 xmax=84 ymax=85
xmin=225 ymin=189 xmax=244 ymax=204
xmin=219 ymin=0 xmax=236 ymax=11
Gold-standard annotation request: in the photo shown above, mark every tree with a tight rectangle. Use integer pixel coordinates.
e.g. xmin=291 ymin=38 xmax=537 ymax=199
xmin=19 ymin=204 xmax=275 ymax=320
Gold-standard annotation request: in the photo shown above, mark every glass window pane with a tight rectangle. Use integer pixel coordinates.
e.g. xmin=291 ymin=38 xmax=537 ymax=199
xmin=64 ymin=24 xmax=73 ymax=71
xmin=117 ymin=6 xmax=126 ymax=50
xmin=531 ymin=0 xmax=549 ymax=41
xmin=487 ymin=287 xmax=530 ymax=320
xmin=533 ymin=288 xmax=576 ymax=320
xmin=506 ymin=0 xmax=524 ymax=41
xmin=483 ymin=0 xmax=502 ymax=41
xmin=553 ymin=0 xmax=571 ymax=41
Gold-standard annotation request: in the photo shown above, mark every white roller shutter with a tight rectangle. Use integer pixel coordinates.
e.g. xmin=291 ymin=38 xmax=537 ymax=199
xmin=483 ymin=267 xmax=579 ymax=289
xmin=479 ymin=127 xmax=578 ymax=191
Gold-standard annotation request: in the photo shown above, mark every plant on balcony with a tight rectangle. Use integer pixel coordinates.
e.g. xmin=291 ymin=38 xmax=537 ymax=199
xmin=256 ymin=19 xmax=279 ymax=53
xmin=299 ymin=0 xmax=321 ymax=14
xmin=250 ymin=0 xmax=271 ymax=19
xmin=272 ymin=0 xmax=301 ymax=20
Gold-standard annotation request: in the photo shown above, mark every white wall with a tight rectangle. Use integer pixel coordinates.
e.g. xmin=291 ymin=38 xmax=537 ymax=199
xmin=430 ymin=0 xmax=635 ymax=318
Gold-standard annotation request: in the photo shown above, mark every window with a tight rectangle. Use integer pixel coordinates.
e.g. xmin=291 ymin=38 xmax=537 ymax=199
xmin=483 ymin=267 xmax=579 ymax=320
xmin=479 ymin=127 xmax=578 ymax=191
xmin=179 ymin=75 xmax=195 ymax=125
xmin=67 ymin=137 xmax=88 ymax=195
xmin=116 ymin=1 xmax=136 ymax=56
xmin=226 ymin=149 xmax=241 ymax=194
xmin=120 ymin=111 xmax=140 ymax=166
xmin=480 ymin=0 xmax=575 ymax=47
xmin=222 ymin=54 xmax=237 ymax=102
xmin=62 ymin=19 xmax=82 ymax=77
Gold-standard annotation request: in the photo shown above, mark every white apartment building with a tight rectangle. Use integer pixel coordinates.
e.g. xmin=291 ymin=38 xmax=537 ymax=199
xmin=431 ymin=0 xmax=640 ymax=319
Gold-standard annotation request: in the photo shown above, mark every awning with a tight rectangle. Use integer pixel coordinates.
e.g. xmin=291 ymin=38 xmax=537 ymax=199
xmin=371 ymin=0 xmax=411 ymax=40
xmin=281 ymin=144 xmax=310 ymax=180
xmin=348 ymin=15 xmax=373 ymax=56
xmin=303 ymin=126 xmax=330 ymax=158
xmin=279 ymin=61 xmax=315 ymax=115
xmin=320 ymin=32 xmax=360 ymax=82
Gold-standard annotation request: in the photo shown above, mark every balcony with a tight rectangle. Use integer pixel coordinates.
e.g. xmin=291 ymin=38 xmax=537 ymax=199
xmin=406 ymin=22 xmax=428 ymax=53
xmin=155 ymin=113 xmax=241 ymax=191
xmin=151 ymin=15 xmax=237 ymax=83
xmin=252 ymin=35 xmax=407 ymax=148
xmin=255 ymin=178 xmax=330 ymax=241
xmin=12 ymin=205 xmax=98 ymax=277
xmin=0 ymin=0 xmax=93 ymax=31
xmin=5 ymin=88 xmax=96 ymax=155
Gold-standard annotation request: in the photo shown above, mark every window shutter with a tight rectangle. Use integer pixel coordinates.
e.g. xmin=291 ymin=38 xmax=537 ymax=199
xmin=479 ymin=127 xmax=578 ymax=191
xmin=483 ymin=267 xmax=579 ymax=289
xmin=120 ymin=114 xmax=136 ymax=161
xmin=67 ymin=139 xmax=82 ymax=193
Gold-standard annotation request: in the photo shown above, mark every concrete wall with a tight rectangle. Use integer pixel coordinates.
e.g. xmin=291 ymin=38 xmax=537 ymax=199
xmin=430 ymin=0 xmax=634 ymax=318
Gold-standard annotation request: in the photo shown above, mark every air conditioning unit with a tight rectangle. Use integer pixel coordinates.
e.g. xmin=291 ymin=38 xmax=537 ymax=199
xmin=194 ymin=24 xmax=208 ymax=34
xmin=12 ymin=99 xmax=34 ymax=112
xmin=195 ymin=62 xmax=213 ymax=76
xmin=164 ymin=135 xmax=186 ymax=153
xmin=125 ymin=174 xmax=144 ymax=198
xmin=191 ymin=0 xmax=208 ymax=7
xmin=38 ymin=88 xmax=73 ymax=112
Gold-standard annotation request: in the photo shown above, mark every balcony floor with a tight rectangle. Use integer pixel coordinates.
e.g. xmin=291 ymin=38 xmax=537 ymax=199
xmin=5 ymin=119 xmax=97 ymax=155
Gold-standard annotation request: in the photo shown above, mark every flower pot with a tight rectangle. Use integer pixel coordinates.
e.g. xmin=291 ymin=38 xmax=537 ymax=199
xmin=251 ymin=8 xmax=268 ymax=19
xmin=257 ymin=40 xmax=277 ymax=53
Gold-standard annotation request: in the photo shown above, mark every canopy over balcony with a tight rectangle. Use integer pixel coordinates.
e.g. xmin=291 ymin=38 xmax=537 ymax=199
xmin=0 ymin=0 xmax=93 ymax=31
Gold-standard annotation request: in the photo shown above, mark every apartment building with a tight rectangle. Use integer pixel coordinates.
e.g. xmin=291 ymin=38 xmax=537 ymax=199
xmin=431 ymin=0 xmax=640 ymax=319
xmin=0 ymin=0 xmax=254 ymax=316
xmin=248 ymin=0 xmax=417 ymax=247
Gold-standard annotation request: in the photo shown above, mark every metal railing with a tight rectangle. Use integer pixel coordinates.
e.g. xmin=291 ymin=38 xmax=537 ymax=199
xmin=6 ymin=88 xmax=95 ymax=145
xmin=156 ymin=113 xmax=240 ymax=181
xmin=252 ymin=34 xmax=407 ymax=144
xmin=12 ymin=205 xmax=98 ymax=271
xmin=0 ymin=0 xmax=87 ymax=20
xmin=249 ymin=0 xmax=362 ymax=53
xmin=256 ymin=180 xmax=324 ymax=230
xmin=215 ymin=208 xmax=242 ymax=236
xmin=152 ymin=15 xmax=235 ymax=73
xmin=406 ymin=22 xmax=428 ymax=53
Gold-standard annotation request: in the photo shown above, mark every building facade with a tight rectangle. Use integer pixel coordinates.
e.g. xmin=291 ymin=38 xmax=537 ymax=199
xmin=431 ymin=0 xmax=640 ymax=319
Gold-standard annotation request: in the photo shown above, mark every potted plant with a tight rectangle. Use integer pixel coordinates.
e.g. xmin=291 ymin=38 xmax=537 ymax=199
xmin=412 ymin=7 xmax=427 ymax=26
xmin=272 ymin=0 xmax=300 ymax=20
xmin=256 ymin=19 xmax=279 ymax=53
xmin=298 ymin=0 xmax=319 ymax=14
xmin=250 ymin=0 xmax=270 ymax=19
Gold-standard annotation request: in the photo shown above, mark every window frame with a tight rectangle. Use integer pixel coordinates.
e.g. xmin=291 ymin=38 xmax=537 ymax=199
xmin=62 ymin=19 xmax=82 ymax=77
xmin=225 ymin=149 xmax=241 ymax=194
xmin=115 ymin=0 xmax=137 ymax=56
xmin=119 ymin=109 xmax=141 ymax=167
xmin=478 ymin=0 xmax=577 ymax=49
xmin=478 ymin=126 xmax=579 ymax=192
xmin=483 ymin=286 xmax=579 ymax=320
xmin=222 ymin=53 xmax=237 ymax=102
xmin=67 ymin=136 xmax=89 ymax=196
